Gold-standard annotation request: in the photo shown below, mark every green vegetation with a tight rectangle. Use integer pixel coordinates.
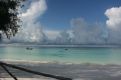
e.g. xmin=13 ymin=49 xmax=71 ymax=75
xmin=0 ymin=0 xmax=24 ymax=39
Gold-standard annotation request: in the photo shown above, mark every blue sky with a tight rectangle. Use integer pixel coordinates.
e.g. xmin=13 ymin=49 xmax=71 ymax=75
xmin=40 ymin=0 xmax=121 ymax=30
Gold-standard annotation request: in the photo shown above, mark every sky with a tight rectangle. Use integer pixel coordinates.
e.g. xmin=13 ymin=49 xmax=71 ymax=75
xmin=41 ymin=0 xmax=121 ymax=30
xmin=2 ymin=0 xmax=121 ymax=44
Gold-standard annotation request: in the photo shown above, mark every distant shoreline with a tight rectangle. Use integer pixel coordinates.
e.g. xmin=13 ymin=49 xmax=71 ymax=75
xmin=0 ymin=44 xmax=121 ymax=48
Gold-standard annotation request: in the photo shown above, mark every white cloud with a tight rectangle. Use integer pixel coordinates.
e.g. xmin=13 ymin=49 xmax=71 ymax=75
xmin=70 ymin=18 xmax=107 ymax=44
xmin=21 ymin=0 xmax=47 ymax=22
xmin=55 ymin=31 xmax=71 ymax=44
xmin=10 ymin=0 xmax=47 ymax=43
xmin=105 ymin=7 xmax=121 ymax=28
xmin=105 ymin=6 xmax=121 ymax=44
xmin=44 ymin=30 xmax=60 ymax=40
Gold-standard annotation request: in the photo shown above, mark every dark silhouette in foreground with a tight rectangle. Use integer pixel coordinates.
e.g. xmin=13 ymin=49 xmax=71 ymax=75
xmin=0 ymin=0 xmax=25 ymax=39
xmin=0 ymin=61 xmax=72 ymax=80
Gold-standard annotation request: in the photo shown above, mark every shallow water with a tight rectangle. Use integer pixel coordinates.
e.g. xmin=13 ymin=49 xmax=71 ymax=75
xmin=0 ymin=46 xmax=121 ymax=64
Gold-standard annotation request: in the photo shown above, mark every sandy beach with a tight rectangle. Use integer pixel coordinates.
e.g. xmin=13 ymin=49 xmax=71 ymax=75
xmin=0 ymin=61 xmax=121 ymax=80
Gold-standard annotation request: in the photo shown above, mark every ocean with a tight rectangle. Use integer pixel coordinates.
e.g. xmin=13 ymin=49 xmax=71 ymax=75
xmin=0 ymin=45 xmax=121 ymax=64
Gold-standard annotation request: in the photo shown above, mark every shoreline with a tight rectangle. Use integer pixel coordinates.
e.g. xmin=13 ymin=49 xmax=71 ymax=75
xmin=1 ymin=44 xmax=121 ymax=48
xmin=0 ymin=59 xmax=121 ymax=66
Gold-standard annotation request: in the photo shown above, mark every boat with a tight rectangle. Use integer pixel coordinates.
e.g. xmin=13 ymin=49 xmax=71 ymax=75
xmin=65 ymin=48 xmax=68 ymax=50
xmin=26 ymin=47 xmax=33 ymax=50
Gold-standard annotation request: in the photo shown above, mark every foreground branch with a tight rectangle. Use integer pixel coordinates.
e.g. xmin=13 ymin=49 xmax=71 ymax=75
xmin=0 ymin=61 xmax=72 ymax=80
xmin=1 ymin=64 xmax=17 ymax=80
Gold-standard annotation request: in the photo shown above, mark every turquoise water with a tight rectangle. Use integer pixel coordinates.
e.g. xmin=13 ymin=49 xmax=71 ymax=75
xmin=0 ymin=46 xmax=121 ymax=64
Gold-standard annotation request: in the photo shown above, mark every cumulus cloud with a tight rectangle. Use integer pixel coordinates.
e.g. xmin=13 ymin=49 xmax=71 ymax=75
xmin=21 ymin=0 xmax=47 ymax=22
xmin=53 ymin=18 xmax=108 ymax=44
xmin=105 ymin=6 xmax=121 ymax=44
xmin=105 ymin=7 xmax=121 ymax=28
xmin=70 ymin=18 xmax=107 ymax=44
xmin=10 ymin=0 xmax=47 ymax=43
xmin=55 ymin=31 xmax=72 ymax=44
xmin=44 ymin=30 xmax=60 ymax=40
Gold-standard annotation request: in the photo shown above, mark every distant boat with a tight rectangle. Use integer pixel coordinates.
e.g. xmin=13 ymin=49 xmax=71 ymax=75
xmin=65 ymin=48 xmax=68 ymax=50
xmin=26 ymin=47 xmax=33 ymax=50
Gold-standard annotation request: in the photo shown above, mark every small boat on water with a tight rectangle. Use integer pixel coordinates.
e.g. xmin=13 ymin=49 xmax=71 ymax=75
xmin=65 ymin=48 xmax=68 ymax=50
xmin=26 ymin=47 xmax=33 ymax=50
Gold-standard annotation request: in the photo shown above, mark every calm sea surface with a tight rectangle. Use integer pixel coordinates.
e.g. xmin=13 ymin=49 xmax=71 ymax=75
xmin=0 ymin=46 xmax=121 ymax=64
